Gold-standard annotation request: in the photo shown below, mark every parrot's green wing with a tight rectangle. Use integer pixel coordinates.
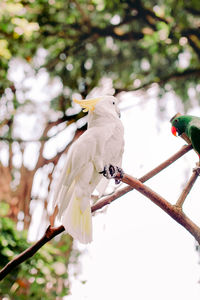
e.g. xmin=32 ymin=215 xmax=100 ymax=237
xmin=187 ymin=119 xmax=200 ymax=155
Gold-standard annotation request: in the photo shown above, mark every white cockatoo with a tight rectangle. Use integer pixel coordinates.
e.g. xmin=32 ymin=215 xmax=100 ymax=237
xmin=53 ymin=95 xmax=124 ymax=243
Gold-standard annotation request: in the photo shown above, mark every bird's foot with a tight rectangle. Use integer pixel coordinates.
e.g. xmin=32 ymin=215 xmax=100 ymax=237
xmin=193 ymin=163 xmax=200 ymax=175
xmin=99 ymin=164 xmax=124 ymax=184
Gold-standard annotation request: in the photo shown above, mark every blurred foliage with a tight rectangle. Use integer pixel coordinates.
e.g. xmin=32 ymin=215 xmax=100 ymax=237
xmin=0 ymin=0 xmax=200 ymax=109
xmin=0 ymin=202 xmax=73 ymax=300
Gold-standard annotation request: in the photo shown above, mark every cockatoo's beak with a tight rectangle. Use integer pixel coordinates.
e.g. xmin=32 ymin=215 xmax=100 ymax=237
xmin=171 ymin=126 xmax=178 ymax=136
xmin=73 ymin=98 xmax=100 ymax=112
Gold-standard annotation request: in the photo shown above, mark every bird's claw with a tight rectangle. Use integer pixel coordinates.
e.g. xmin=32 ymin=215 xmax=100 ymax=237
xmin=193 ymin=164 xmax=200 ymax=176
xmin=100 ymin=164 xmax=124 ymax=184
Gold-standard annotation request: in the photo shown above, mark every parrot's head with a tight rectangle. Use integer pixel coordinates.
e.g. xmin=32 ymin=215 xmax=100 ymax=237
xmin=171 ymin=115 xmax=193 ymax=137
xmin=73 ymin=95 xmax=121 ymax=118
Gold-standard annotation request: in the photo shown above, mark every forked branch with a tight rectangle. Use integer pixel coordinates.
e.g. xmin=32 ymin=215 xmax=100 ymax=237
xmin=92 ymin=144 xmax=192 ymax=211
xmin=0 ymin=143 xmax=198 ymax=281
xmin=122 ymin=173 xmax=200 ymax=244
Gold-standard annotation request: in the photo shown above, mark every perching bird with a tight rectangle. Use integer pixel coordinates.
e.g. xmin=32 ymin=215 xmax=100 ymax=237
xmin=53 ymin=95 xmax=124 ymax=243
xmin=171 ymin=114 xmax=200 ymax=157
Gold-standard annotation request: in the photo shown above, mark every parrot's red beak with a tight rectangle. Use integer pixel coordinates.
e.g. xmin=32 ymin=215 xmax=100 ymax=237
xmin=171 ymin=126 xmax=177 ymax=136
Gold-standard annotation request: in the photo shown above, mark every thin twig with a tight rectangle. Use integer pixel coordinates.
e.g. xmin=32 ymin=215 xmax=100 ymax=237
xmin=176 ymin=165 xmax=200 ymax=208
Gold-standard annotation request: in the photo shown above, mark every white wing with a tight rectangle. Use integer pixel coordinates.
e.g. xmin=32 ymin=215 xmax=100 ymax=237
xmin=52 ymin=99 xmax=124 ymax=243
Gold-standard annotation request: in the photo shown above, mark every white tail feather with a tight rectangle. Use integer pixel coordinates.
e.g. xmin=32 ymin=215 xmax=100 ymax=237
xmin=62 ymin=194 xmax=92 ymax=244
xmin=52 ymin=158 xmax=72 ymax=208
xmin=57 ymin=180 xmax=75 ymax=220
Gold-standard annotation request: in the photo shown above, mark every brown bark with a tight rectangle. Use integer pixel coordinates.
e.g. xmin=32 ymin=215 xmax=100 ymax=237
xmin=122 ymin=173 xmax=200 ymax=243
xmin=1 ymin=143 xmax=199 ymax=281
xmin=92 ymin=144 xmax=192 ymax=211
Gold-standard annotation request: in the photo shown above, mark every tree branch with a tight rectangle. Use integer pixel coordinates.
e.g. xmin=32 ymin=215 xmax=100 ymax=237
xmin=122 ymin=174 xmax=200 ymax=244
xmin=185 ymin=6 xmax=200 ymax=16
xmin=186 ymin=36 xmax=200 ymax=60
xmin=0 ymin=225 xmax=65 ymax=281
xmin=36 ymin=127 xmax=85 ymax=169
xmin=92 ymin=25 xmax=144 ymax=41
xmin=0 ymin=112 xmax=84 ymax=143
xmin=92 ymin=144 xmax=192 ymax=211
xmin=176 ymin=164 xmax=200 ymax=208
xmin=0 ymin=144 xmax=193 ymax=281
xmin=115 ymin=68 xmax=200 ymax=93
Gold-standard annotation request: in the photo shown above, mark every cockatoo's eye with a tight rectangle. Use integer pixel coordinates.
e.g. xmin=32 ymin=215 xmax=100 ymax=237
xmin=112 ymin=101 xmax=115 ymax=105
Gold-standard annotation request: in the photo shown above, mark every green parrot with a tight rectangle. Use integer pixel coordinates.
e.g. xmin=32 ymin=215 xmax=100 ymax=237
xmin=171 ymin=115 xmax=200 ymax=158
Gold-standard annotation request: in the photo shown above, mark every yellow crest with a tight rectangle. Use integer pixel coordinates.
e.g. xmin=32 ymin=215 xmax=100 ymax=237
xmin=73 ymin=97 xmax=101 ymax=112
